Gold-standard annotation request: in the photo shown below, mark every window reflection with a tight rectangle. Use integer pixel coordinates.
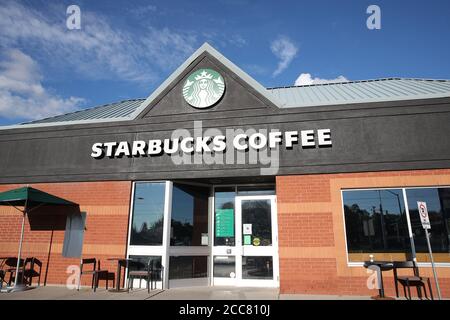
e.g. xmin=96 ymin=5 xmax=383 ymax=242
xmin=343 ymin=189 xmax=410 ymax=254
xmin=169 ymin=256 xmax=208 ymax=280
xmin=213 ymin=256 xmax=235 ymax=278
xmin=214 ymin=187 xmax=236 ymax=246
xmin=242 ymin=256 xmax=273 ymax=280
xmin=406 ymin=188 xmax=450 ymax=255
xmin=242 ymin=199 xmax=272 ymax=246
xmin=130 ymin=182 xmax=166 ymax=246
xmin=128 ymin=255 xmax=162 ymax=281
xmin=170 ymin=183 xmax=209 ymax=246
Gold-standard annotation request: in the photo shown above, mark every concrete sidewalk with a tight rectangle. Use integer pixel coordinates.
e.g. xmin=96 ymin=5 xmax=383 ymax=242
xmin=0 ymin=285 xmax=376 ymax=300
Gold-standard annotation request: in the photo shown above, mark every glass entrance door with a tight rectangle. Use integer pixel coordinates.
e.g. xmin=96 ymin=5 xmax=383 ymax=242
xmin=212 ymin=195 xmax=279 ymax=287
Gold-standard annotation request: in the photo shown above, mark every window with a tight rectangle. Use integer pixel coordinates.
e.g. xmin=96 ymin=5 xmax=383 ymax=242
xmin=237 ymin=185 xmax=275 ymax=196
xmin=242 ymin=256 xmax=273 ymax=280
xmin=130 ymin=182 xmax=166 ymax=246
xmin=406 ymin=188 xmax=450 ymax=258
xmin=170 ymin=183 xmax=209 ymax=246
xmin=214 ymin=187 xmax=236 ymax=246
xmin=128 ymin=255 xmax=162 ymax=281
xmin=169 ymin=256 xmax=208 ymax=280
xmin=343 ymin=187 xmax=450 ymax=263
xmin=343 ymin=189 xmax=411 ymax=258
xmin=213 ymin=256 xmax=235 ymax=278
xmin=241 ymin=199 xmax=272 ymax=246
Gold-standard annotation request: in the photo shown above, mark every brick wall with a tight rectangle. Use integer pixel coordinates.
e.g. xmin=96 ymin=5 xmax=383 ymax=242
xmin=0 ymin=181 xmax=132 ymax=287
xmin=277 ymin=169 xmax=450 ymax=298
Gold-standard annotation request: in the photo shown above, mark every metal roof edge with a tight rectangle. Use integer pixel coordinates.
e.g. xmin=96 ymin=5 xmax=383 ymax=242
xmin=20 ymin=98 xmax=145 ymax=125
xmin=0 ymin=115 xmax=134 ymax=131
xmin=129 ymin=42 xmax=283 ymax=119
xmin=268 ymin=77 xmax=450 ymax=90
xmin=280 ymin=91 xmax=450 ymax=108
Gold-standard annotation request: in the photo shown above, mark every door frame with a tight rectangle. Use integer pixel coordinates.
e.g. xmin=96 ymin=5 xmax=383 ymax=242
xmin=212 ymin=194 xmax=279 ymax=287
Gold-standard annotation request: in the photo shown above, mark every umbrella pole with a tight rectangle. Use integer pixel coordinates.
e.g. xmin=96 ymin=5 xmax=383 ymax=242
xmin=13 ymin=211 xmax=26 ymax=289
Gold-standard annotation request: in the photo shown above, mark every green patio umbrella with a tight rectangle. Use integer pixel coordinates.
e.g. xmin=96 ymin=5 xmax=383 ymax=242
xmin=0 ymin=186 xmax=77 ymax=292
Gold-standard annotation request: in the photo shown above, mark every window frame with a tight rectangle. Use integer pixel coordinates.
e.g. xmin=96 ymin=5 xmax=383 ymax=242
xmin=126 ymin=181 xmax=173 ymax=287
xmin=341 ymin=186 xmax=450 ymax=268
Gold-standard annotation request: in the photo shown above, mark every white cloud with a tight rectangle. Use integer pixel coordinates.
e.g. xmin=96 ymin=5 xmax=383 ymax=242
xmin=228 ymin=35 xmax=247 ymax=47
xmin=0 ymin=1 xmax=199 ymax=84
xmin=294 ymin=73 xmax=349 ymax=86
xmin=0 ymin=49 xmax=84 ymax=121
xmin=270 ymin=36 xmax=298 ymax=77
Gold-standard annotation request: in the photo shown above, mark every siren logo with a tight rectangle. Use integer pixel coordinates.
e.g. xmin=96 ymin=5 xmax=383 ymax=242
xmin=183 ymin=69 xmax=225 ymax=108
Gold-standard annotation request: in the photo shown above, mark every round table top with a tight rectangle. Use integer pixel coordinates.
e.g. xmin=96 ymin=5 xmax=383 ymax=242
xmin=363 ymin=260 xmax=394 ymax=270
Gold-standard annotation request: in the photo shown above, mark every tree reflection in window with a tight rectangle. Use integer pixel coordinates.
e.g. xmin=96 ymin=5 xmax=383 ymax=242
xmin=406 ymin=188 xmax=450 ymax=254
xmin=130 ymin=182 xmax=166 ymax=246
xmin=343 ymin=189 xmax=410 ymax=253
xmin=170 ymin=183 xmax=209 ymax=246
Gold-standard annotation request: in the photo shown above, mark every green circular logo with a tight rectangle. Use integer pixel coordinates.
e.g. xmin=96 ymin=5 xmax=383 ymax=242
xmin=182 ymin=68 xmax=225 ymax=108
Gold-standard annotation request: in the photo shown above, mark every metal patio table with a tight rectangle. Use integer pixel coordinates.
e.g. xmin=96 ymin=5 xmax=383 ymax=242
xmin=364 ymin=260 xmax=395 ymax=299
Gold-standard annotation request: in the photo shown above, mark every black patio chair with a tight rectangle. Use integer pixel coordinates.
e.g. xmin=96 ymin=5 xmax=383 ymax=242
xmin=128 ymin=259 xmax=164 ymax=293
xmin=22 ymin=257 xmax=42 ymax=286
xmin=0 ymin=259 xmax=6 ymax=288
xmin=93 ymin=267 xmax=115 ymax=292
xmin=0 ymin=270 xmax=4 ymax=289
xmin=78 ymin=258 xmax=110 ymax=292
xmin=2 ymin=257 xmax=24 ymax=286
xmin=153 ymin=260 xmax=164 ymax=290
xmin=393 ymin=261 xmax=433 ymax=300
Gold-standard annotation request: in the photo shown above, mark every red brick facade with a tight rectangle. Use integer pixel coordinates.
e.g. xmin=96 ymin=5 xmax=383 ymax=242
xmin=276 ymin=169 xmax=450 ymax=298
xmin=0 ymin=181 xmax=132 ymax=287
xmin=2 ymin=170 xmax=450 ymax=298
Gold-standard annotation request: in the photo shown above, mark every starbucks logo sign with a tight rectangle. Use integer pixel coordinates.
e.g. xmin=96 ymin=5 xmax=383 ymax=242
xmin=183 ymin=69 xmax=225 ymax=108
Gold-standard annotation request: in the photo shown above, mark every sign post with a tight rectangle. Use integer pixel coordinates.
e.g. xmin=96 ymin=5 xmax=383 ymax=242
xmin=417 ymin=201 xmax=442 ymax=300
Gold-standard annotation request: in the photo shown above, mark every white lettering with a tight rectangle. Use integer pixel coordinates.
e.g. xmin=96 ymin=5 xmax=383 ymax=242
xmin=164 ymin=138 xmax=179 ymax=154
xmin=103 ymin=142 xmax=117 ymax=157
xmin=195 ymin=136 xmax=212 ymax=153
xmin=317 ymin=129 xmax=332 ymax=146
xmin=212 ymin=135 xmax=226 ymax=152
xmin=249 ymin=132 xmax=267 ymax=150
xmin=180 ymin=137 xmax=194 ymax=153
xmin=269 ymin=131 xmax=282 ymax=148
xmin=91 ymin=143 xmax=103 ymax=158
xmin=366 ymin=5 xmax=381 ymax=30
xmin=132 ymin=140 xmax=146 ymax=156
xmin=285 ymin=131 xmax=298 ymax=148
xmin=115 ymin=141 xmax=131 ymax=157
xmin=233 ymin=133 xmax=248 ymax=151
xmin=301 ymin=130 xmax=315 ymax=147
xmin=148 ymin=140 xmax=162 ymax=155
xmin=66 ymin=5 xmax=81 ymax=30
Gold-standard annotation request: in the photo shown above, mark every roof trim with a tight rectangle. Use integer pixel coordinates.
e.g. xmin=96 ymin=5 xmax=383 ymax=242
xmin=130 ymin=42 xmax=282 ymax=119
xmin=0 ymin=116 xmax=133 ymax=131
xmin=267 ymin=77 xmax=450 ymax=90
xmin=0 ymin=99 xmax=145 ymax=131
xmin=278 ymin=91 xmax=450 ymax=108
xmin=270 ymin=78 xmax=450 ymax=108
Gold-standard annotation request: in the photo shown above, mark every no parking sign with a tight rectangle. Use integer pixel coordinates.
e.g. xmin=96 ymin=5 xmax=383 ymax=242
xmin=417 ymin=200 xmax=442 ymax=299
xmin=417 ymin=201 xmax=431 ymax=229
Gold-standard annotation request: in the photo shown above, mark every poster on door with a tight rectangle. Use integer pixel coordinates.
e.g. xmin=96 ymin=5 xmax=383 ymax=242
xmin=243 ymin=224 xmax=252 ymax=235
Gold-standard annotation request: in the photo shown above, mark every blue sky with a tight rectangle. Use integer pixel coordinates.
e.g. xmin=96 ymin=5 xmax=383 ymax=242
xmin=0 ymin=0 xmax=449 ymax=125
